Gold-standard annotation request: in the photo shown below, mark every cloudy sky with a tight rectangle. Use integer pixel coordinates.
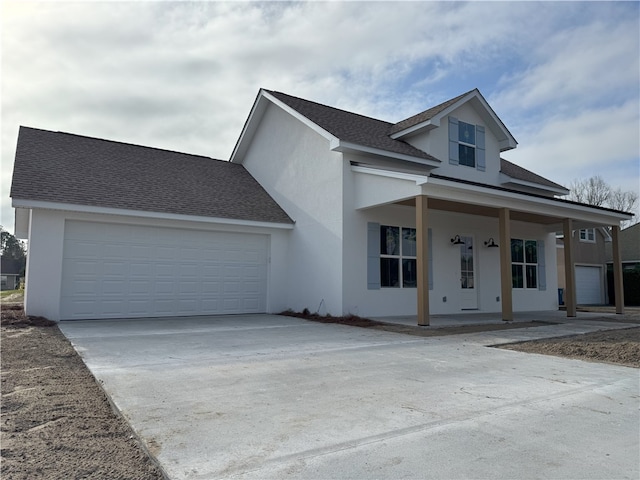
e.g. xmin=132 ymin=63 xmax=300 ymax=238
xmin=2 ymin=1 xmax=639 ymax=233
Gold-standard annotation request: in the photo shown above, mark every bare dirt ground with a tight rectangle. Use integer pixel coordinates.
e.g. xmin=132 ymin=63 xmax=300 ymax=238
xmin=1 ymin=305 xmax=166 ymax=480
xmin=2 ymin=305 xmax=638 ymax=479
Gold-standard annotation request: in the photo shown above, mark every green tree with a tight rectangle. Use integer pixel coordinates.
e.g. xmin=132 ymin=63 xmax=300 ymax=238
xmin=1 ymin=226 xmax=26 ymax=276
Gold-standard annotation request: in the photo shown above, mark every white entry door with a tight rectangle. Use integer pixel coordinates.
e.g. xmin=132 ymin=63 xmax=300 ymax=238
xmin=459 ymin=235 xmax=478 ymax=310
xmin=60 ymin=221 xmax=269 ymax=320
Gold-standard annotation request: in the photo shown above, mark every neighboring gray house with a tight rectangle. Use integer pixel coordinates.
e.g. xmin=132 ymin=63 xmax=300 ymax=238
xmin=1 ymin=257 xmax=22 ymax=291
xmin=606 ymin=223 xmax=640 ymax=270
xmin=557 ymin=227 xmax=611 ymax=305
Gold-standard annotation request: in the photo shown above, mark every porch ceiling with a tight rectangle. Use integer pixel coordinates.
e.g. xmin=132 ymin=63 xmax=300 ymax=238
xmin=396 ymin=198 xmax=560 ymax=225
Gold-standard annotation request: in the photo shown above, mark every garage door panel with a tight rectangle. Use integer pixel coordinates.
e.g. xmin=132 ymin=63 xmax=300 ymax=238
xmin=61 ymin=221 xmax=268 ymax=320
xmin=103 ymin=280 xmax=125 ymax=295
xmin=575 ymin=266 xmax=603 ymax=305
xmin=67 ymin=241 xmax=102 ymax=258
xmin=103 ymin=261 xmax=127 ymax=275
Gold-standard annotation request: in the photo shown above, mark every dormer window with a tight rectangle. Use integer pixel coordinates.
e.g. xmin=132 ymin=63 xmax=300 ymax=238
xmin=458 ymin=121 xmax=476 ymax=167
xmin=449 ymin=117 xmax=486 ymax=171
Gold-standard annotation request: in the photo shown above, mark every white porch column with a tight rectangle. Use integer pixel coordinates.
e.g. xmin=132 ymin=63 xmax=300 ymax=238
xmin=499 ymin=208 xmax=513 ymax=321
xmin=416 ymin=195 xmax=430 ymax=326
xmin=563 ymin=219 xmax=577 ymax=317
xmin=611 ymin=225 xmax=625 ymax=315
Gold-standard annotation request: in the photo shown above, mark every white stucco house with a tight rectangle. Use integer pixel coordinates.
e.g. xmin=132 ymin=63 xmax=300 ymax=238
xmin=10 ymin=88 xmax=632 ymax=322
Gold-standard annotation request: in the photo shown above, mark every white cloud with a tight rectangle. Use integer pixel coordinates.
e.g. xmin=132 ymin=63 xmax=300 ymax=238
xmin=1 ymin=1 xmax=638 ymax=230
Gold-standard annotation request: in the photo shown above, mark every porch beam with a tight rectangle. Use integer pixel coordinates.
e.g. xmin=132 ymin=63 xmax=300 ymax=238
xmin=563 ymin=219 xmax=577 ymax=317
xmin=416 ymin=195 xmax=430 ymax=326
xmin=498 ymin=208 xmax=513 ymax=321
xmin=611 ymin=225 xmax=625 ymax=314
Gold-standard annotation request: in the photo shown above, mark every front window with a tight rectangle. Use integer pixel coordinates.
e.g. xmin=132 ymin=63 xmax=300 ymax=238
xmin=579 ymin=228 xmax=596 ymax=243
xmin=380 ymin=225 xmax=416 ymax=288
xmin=511 ymin=239 xmax=538 ymax=289
xmin=458 ymin=120 xmax=476 ymax=168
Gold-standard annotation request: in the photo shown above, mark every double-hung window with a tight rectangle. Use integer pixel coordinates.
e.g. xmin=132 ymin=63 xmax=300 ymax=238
xmin=511 ymin=239 xmax=538 ymax=289
xmin=380 ymin=225 xmax=417 ymax=288
xmin=579 ymin=228 xmax=596 ymax=243
xmin=448 ymin=117 xmax=486 ymax=171
xmin=458 ymin=121 xmax=476 ymax=167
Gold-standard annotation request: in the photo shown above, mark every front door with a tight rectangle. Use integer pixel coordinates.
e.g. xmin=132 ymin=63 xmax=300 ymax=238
xmin=459 ymin=235 xmax=478 ymax=310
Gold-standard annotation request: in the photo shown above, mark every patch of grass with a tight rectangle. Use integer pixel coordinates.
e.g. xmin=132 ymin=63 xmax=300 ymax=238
xmin=0 ymin=290 xmax=24 ymax=303
xmin=0 ymin=289 xmax=22 ymax=299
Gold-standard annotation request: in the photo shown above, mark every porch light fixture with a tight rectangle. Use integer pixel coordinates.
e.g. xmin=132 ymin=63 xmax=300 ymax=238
xmin=484 ymin=238 xmax=499 ymax=248
xmin=450 ymin=235 xmax=464 ymax=245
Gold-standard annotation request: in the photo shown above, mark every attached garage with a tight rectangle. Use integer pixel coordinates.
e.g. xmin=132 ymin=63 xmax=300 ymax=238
xmin=60 ymin=221 xmax=269 ymax=320
xmin=575 ymin=265 xmax=604 ymax=305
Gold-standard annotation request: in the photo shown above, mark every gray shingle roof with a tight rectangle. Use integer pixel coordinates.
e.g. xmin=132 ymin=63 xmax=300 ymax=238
xmin=10 ymin=127 xmax=293 ymax=224
xmin=387 ymin=90 xmax=473 ymax=136
xmin=500 ymin=158 xmax=566 ymax=191
xmin=267 ymin=90 xmax=441 ymax=163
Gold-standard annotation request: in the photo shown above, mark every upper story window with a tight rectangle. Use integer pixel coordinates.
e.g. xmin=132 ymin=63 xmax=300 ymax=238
xmin=458 ymin=121 xmax=476 ymax=167
xmin=579 ymin=228 xmax=596 ymax=243
xmin=449 ymin=117 xmax=486 ymax=172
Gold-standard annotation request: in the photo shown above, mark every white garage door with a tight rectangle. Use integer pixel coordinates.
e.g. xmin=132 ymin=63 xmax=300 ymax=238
xmin=60 ymin=221 xmax=268 ymax=320
xmin=575 ymin=266 xmax=603 ymax=305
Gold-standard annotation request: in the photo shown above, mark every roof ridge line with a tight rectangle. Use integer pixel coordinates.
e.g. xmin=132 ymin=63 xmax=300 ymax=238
xmin=20 ymin=125 xmax=222 ymax=162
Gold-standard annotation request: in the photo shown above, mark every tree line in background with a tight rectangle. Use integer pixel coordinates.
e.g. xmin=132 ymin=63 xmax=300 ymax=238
xmin=565 ymin=175 xmax=638 ymax=228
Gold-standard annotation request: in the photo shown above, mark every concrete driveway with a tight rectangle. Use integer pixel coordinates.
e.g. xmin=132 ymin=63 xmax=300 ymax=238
xmin=60 ymin=314 xmax=639 ymax=480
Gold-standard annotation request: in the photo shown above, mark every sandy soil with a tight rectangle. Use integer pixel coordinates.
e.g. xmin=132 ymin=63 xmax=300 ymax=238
xmin=1 ymin=306 xmax=166 ymax=480
xmin=2 ymin=306 xmax=638 ymax=479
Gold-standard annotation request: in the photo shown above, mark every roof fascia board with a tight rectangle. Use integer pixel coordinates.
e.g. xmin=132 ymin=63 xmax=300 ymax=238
xmin=425 ymin=176 xmax=632 ymax=225
xmin=335 ymin=141 xmax=440 ymax=167
xmin=351 ymin=164 xmax=429 ymax=185
xmin=391 ymin=90 xmax=518 ymax=151
xmin=498 ymin=172 xmax=570 ymax=196
xmin=262 ymin=90 xmax=339 ymax=145
xmin=230 ymin=90 xmax=266 ymax=163
xmin=11 ymin=199 xmax=295 ymax=230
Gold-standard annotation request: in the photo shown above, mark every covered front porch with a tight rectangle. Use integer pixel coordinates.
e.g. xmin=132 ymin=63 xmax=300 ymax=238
xmin=352 ymin=164 xmax=632 ymax=326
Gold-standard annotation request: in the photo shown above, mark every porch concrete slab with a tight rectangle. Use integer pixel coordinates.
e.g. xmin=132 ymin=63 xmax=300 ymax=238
xmin=60 ymin=315 xmax=639 ymax=480
xmin=372 ymin=309 xmax=631 ymax=328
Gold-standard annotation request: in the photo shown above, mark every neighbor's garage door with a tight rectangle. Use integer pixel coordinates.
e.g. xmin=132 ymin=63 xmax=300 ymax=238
xmin=60 ymin=221 xmax=268 ymax=320
xmin=575 ymin=266 xmax=603 ymax=305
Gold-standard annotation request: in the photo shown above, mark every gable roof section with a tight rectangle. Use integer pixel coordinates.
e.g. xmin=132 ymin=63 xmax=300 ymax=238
xmin=387 ymin=90 xmax=472 ymax=136
xmin=500 ymin=158 xmax=569 ymax=195
xmin=10 ymin=127 xmax=293 ymax=225
xmin=388 ymin=89 xmax=518 ymax=152
xmin=264 ymin=90 xmax=441 ymax=164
